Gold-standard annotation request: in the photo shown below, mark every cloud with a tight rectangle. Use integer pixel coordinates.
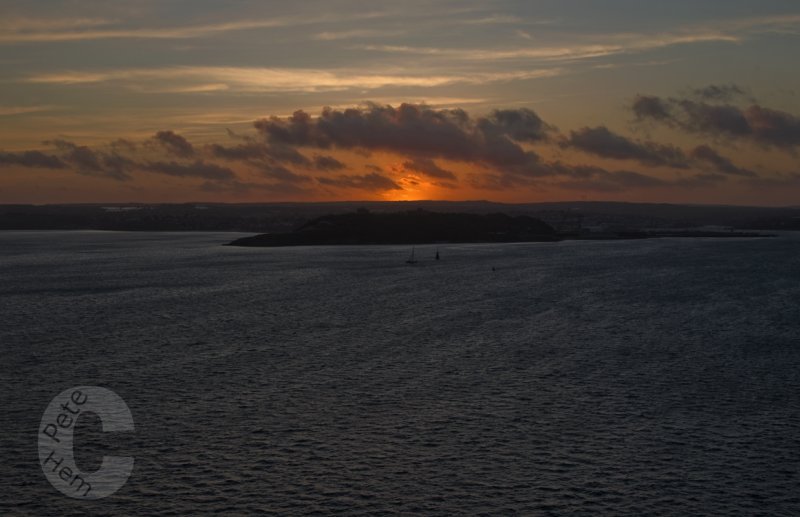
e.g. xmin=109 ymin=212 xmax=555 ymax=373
xmin=549 ymin=167 xmax=668 ymax=193
xmin=0 ymin=13 xmax=391 ymax=43
xmin=692 ymin=84 xmax=750 ymax=102
xmin=609 ymin=170 xmax=670 ymax=188
xmin=457 ymin=15 xmax=525 ymax=26
xmin=198 ymin=179 xmax=310 ymax=195
xmin=675 ymin=173 xmax=728 ymax=188
xmin=0 ymin=150 xmax=65 ymax=169
xmin=5 ymin=139 xmax=238 ymax=182
xmin=254 ymin=103 xmax=552 ymax=177
xmin=47 ymin=139 xmax=133 ymax=180
xmin=401 ymin=157 xmax=457 ymax=180
xmin=0 ymin=105 xmax=57 ymax=116
xmin=743 ymin=105 xmax=800 ymax=149
xmin=561 ymin=126 xmax=689 ymax=168
xmin=259 ymin=164 xmax=312 ymax=183
xmin=110 ymin=138 xmax=138 ymax=152
xmin=208 ymin=141 xmax=268 ymax=161
xmin=313 ymin=155 xmax=346 ymax=171
xmin=632 ymin=95 xmax=673 ymax=122
xmin=358 ymin=29 xmax=738 ymax=63
xmin=143 ymin=160 xmax=236 ymax=180
xmin=2 ymin=95 xmax=772 ymax=197
xmin=482 ymin=108 xmax=553 ymax=142
xmin=25 ymin=66 xmax=564 ymax=93
xmin=747 ymin=172 xmax=800 ymax=189
xmin=359 ymin=14 xmax=800 ymax=66
xmin=677 ymin=100 xmax=752 ymax=136
xmin=689 ymin=145 xmax=757 ymax=177
xmin=209 ymin=141 xmax=312 ymax=167
xmin=632 ymin=93 xmax=800 ymax=150
xmin=37 ymin=139 xmax=238 ymax=181
xmin=266 ymin=144 xmax=312 ymax=167
xmin=153 ymin=130 xmax=195 ymax=158
xmin=318 ymin=172 xmax=402 ymax=191
xmin=313 ymin=29 xmax=401 ymax=41
xmin=561 ymin=124 xmax=758 ymax=178
xmin=552 ymin=165 xmax=726 ymax=193
xmin=0 ymin=17 xmax=113 ymax=33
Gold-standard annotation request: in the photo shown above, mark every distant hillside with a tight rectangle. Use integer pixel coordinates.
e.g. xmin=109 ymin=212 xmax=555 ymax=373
xmin=227 ymin=210 xmax=558 ymax=246
xmin=1 ymin=201 xmax=799 ymax=232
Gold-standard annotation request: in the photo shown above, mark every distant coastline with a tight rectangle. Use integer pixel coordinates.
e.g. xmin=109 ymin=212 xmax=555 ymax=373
xmin=1 ymin=201 xmax=795 ymax=234
xmin=227 ymin=210 xmax=559 ymax=247
xmin=227 ymin=210 xmax=772 ymax=247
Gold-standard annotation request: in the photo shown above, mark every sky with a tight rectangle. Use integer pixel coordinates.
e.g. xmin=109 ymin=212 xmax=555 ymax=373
xmin=1 ymin=0 xmax=800 ymax=205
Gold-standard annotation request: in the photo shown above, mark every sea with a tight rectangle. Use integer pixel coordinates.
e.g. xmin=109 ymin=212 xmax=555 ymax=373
xmin=1 ymin=231 xmax=799 ymax=515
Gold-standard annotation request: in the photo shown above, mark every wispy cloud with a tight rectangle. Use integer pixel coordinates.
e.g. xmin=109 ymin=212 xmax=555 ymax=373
xmin=0 ymin=17 xmax=114 ymax=32
xmin=355 ymin=14 xmax=800 ymax=64
xmin=25 ymin=66 xmax=564 ymax=92
xmin=0 ymin=13 xmax=389 ymax=44
xmin=313 ymin=29 xmax=404 ymax=41
xmin=359 ymin=31 xmax=739 ymax=63
xmin=516 ymin=30 xmax=533 ymax=40
xmin=0 ymin=105 xmax=57 ymax=116
xmin=456 ymin=15 xmax=524 ymax=26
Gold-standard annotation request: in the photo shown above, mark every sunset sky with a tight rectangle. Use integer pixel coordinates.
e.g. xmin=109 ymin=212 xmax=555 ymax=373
xmin=1 ymin=0 xmax=800 ymax=205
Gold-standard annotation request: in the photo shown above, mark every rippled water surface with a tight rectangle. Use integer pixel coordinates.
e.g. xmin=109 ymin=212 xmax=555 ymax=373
xmin=2 ymin=231 xmax=799 ymax=515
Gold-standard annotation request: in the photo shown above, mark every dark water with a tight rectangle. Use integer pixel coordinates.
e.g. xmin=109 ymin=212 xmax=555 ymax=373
xmin=1 ymin=231 xmax=799 ymax=515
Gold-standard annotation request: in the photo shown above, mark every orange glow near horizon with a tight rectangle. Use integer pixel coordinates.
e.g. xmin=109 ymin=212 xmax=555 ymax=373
xmin=1 ymin=2 xmax=800 ymax=206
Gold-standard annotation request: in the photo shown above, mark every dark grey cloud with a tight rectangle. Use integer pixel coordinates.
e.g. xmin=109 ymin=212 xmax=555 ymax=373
xmin=0 ymin=150 xmax=65 ymax=169
xmin=318 ymin=172 xmax=402 ymax=191
xmin=47 ymin=139 xmax=133 ymax=181
xmin=692 ymin=84 xmax=750 ymax=103
xmin=254 ymin=103 xmax=549 ymax=177
xmin=550 ymin=166 xmax=665 ymax=193
xmin=561 ymin=126 xmax=689 ymax=168
xmin=743 ymin=105 xmax=800 ymax=149
xmin=209 ymin=141 xmax=311 ymax=166
xmin=313 ymin=154 xmax=346 ymax=171
xmin=154 ymin=130 xmax=195 ymax=158
xmin=110 ymin=138 xmax=138 ymax=152
xmin=632 ymin=95 xmax=673 ymax=122
xmin=747 ymin=172 xmax=800 ymax=188
xmin=677 ymin=100 xmax=751 ymax=137
xmin=561 ymin=125 xmax=758 ymax=179
xmin=199 ymin=179 xmax=309 ymax=195
xmin=5 ymin=98 xmax=766 ymax=196
xmin=401 ymin=157 xmax=457 ymax=180
xmin=208 ymin=142 xmax=266 ymax=161
xmin=689 ymin=145 xmax=757 ymax=177
xmin=602 ymin=170 xmax=668 ymax=188
xmin=266 ymin=144 xmax=313 ymax=167
xmin=554 ymin=168 xmax=724 ymax=193
xmin=480 ymin=108 xmax=553 ymax=143
xmin=260 ymin=164 xmax=312 ymax=183
xmin=674 ymin=173 xmax=728 ymax=188
xmin=12 ymin=139 xmax=240 ymax=183
xmin=632 ymin=93 xmax=800 ymax=150
xmin=467 ymin=172 xmax=533 ymax=191
xmin=143 ymin=160 xmax=236 ymax=180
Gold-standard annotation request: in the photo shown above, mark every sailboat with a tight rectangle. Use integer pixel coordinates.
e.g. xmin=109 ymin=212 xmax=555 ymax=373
xmin=406 ymin=247 xmax=418 ymax=264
